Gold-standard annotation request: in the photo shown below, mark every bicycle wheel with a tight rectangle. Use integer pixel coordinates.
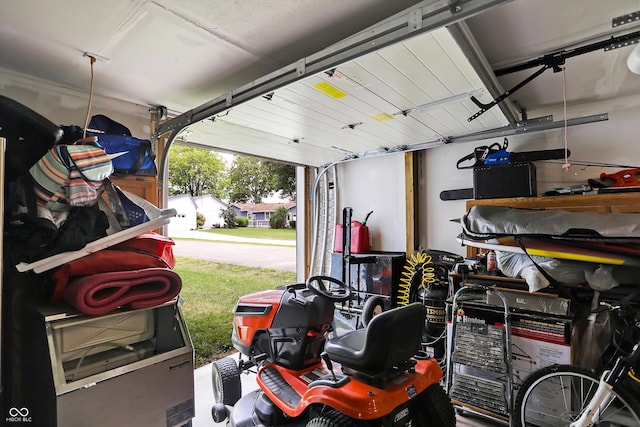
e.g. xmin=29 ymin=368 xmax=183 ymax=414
xmin=514 ymin=364 xmax=640 ymax=427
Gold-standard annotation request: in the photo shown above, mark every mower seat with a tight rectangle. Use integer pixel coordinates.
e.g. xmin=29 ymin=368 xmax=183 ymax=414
xmin=324 ymin=302 xmax=425 ymax=375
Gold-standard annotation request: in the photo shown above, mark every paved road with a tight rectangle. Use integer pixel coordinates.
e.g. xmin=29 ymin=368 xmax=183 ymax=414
xmin=169 ymin=230 xmax=296 ymax=272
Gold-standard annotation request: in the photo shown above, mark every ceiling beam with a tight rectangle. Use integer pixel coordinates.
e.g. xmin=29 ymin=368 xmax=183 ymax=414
xmin=448 ymin=21 xmax=520 ymax=126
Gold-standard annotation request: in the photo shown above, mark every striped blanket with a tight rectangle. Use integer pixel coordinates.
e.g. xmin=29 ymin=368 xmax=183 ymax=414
xmin=29 ymin=139 xmax=113 ymax=211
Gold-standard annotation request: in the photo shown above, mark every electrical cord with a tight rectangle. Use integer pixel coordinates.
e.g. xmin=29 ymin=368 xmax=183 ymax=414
xmin=82 ymin=55 xmax=97 ymax=139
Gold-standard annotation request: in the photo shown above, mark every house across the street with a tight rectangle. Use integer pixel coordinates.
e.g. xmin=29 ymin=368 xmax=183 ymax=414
xmin=193 ymin=194 xmax=228 ymax=229
xmin=167 ymin=194 xmax=198 ymax=233
xmin=233 ymin=202 xmax=297 ymax=228
xmin=168 ymin=194 xmax=228 ymax=231
xmin=169 ymin=196 xmax=296 ymax=230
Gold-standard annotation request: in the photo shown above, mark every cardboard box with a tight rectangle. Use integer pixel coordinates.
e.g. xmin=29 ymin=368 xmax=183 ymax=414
xmin=484 ymin=287 xmax=572 ymax=317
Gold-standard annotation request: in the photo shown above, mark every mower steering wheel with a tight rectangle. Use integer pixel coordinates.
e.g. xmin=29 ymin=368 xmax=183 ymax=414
xmin=306 ymin=275 xmax=351 ymax=302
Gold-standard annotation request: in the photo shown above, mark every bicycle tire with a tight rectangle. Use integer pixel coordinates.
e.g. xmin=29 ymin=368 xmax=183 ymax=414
xmin=514 ymin=364 xmax=640 ymax=427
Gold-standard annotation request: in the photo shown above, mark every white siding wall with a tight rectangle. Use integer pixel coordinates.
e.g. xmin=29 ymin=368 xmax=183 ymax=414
xmin=194 ymin=197 xmax=227 ymax=228
xmin=167 ymin=197 xmax=198 ymax=232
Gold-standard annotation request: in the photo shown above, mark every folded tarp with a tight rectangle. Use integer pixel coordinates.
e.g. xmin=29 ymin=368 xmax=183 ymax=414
xmin=63 ymin=267 xmax=182 ymax=315
xmin=463 ymin=205 xmax=640 ymax=240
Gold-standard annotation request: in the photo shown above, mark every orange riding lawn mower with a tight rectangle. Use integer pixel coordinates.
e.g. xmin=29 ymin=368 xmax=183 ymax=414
xmin=210 ymin=273 xmax=456 ymax=427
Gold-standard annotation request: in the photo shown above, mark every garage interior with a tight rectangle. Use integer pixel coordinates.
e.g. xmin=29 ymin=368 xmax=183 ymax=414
xmin=2 ymin=0 xmax=640 ymax=425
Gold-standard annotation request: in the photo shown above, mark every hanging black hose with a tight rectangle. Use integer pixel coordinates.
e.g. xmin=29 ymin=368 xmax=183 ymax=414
xmin=398 ymin=252 xmax=449 ymax=359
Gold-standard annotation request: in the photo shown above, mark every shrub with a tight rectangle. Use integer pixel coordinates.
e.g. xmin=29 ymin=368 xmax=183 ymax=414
xmin=269 ymin=206 xmax=288 ymax=229
xmin=196 ymin=212 xmax=206 ymax=229
xmin=236 ymin=216 xmax=249 ymax=227
xmin=220 ymin=207 xmax=237 ymax=228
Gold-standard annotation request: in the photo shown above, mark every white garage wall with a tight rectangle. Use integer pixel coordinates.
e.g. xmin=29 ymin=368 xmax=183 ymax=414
xmin=420 ymin=94 xmax=640 ymax=257
xmin=1 ymin=73 xmax=152 ymax=140
xmin=336 ymin=152 xmax=406 ymax=253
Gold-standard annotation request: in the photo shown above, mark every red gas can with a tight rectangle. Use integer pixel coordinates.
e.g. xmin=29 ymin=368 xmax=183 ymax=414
xmin=333 ymin=220 xmax=371 ymax=254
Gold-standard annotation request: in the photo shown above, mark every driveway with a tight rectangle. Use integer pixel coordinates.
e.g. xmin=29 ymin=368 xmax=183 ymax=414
xmin=169 ymin=230 xmax=296 ymax=272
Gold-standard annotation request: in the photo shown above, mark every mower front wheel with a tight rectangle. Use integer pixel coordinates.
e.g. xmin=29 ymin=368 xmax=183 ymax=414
xmin=306 ymin=409 xmax=363 ymax=426
xmin=212 ymin=357 xmax=242 ymax=406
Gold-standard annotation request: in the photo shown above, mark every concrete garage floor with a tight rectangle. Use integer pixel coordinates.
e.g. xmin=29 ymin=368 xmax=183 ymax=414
xmin=171 ymin=232 xmax=502 ymax=426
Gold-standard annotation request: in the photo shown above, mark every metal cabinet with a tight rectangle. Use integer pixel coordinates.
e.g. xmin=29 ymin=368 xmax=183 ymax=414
xmin=29 ymin=301 xmax=194 ymax=427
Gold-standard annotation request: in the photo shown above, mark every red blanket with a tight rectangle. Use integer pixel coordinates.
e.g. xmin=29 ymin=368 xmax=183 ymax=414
xmin=50 ymin=232 xmax=176 ymax=303
xmin=63 ymin=267 xmax=182 ymax=315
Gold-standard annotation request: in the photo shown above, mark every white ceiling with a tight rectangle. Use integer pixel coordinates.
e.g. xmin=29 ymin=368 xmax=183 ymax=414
xmin=1 ymin=0 xmax=639 ymax=167
xmin=0 ymin=0 xmax=424 ymax=113
xmin=466 ymin=0 xmax=640 ymax=111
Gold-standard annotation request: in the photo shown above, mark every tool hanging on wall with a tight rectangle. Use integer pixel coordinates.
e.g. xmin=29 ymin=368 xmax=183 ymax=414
xmin=455 ymin=138 xmax=569 ymax=170
xmin=588 ymin=168 xmax=640 ymax=193
xmin=440 ymin=138 xmax=570 ymax=201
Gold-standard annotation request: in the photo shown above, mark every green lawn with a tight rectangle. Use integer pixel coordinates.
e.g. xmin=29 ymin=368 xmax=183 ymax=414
xmin=203 ymin=227 xmax=296 ymax=240
xmin=174 ymin=256 xmax=297 ymax=368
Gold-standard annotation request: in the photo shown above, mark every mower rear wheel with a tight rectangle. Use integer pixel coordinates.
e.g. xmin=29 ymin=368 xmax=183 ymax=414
xmin=416 ymin=383 xmax=456 ymax=427
xmin=212 ymin=357 xmax=242 ymax=406
xmin=306 ymin=409 xmax=363 ymax=426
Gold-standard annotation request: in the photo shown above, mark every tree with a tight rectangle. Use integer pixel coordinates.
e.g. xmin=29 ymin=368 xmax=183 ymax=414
xmin=264 ymin=161 xmax=296 ymax=200
xmin=220 ymin=206 xmax=237 ymax=228
xmin=168 ymin=145 xmax=226 ymax=197
xmin=226 ymin=156 xmax=271 ymax=203
xmin=225 ymin=156 xmax=296 ymax=203
xmin=269 ymin=206 xmax=289 ymax=229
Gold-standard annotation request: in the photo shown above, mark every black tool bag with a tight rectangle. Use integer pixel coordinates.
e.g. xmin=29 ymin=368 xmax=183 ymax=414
xmin=0 ymin=95 xmax=63 ymax=182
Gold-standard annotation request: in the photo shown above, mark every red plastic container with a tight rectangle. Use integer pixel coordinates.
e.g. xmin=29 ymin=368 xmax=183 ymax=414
xmin=333 ymin=221 xmax=371 ymax=254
